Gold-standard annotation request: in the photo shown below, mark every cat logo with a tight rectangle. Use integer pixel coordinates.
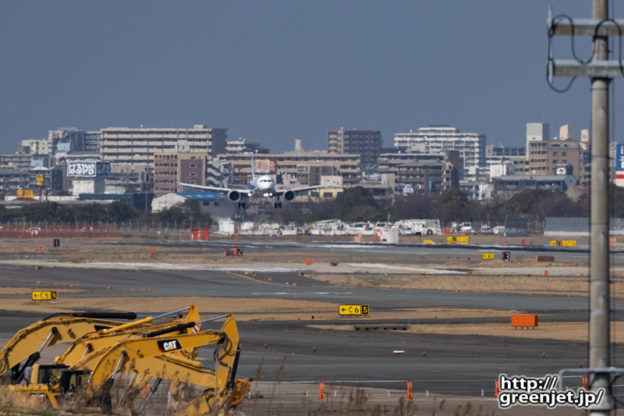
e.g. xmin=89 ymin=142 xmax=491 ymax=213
xmin=157 ymin=339 xmax=181 ymax=353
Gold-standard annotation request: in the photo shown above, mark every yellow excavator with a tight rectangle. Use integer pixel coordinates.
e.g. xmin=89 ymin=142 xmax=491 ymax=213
xmin=0 ymin=306 xmax=199 ymax=384
xmin=5 ymin=312 xmax=250 ymax=415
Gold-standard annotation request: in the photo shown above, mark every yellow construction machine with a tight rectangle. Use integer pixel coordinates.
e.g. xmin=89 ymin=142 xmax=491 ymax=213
xmin=4 ymin=310 xmax=250 ymax=415
xmin=1 ymin=306 xmax=199 ymax=383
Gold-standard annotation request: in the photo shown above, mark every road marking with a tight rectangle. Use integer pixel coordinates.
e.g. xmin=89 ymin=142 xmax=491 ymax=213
xmin=225 ymin=270 xmax=275 ymax=285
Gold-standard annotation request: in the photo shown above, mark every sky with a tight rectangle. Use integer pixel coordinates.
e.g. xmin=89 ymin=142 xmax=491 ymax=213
xmin=0 ymin=1 xmax=622 ymax=154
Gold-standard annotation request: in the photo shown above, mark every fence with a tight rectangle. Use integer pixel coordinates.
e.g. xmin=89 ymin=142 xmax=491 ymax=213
xmin=0 ymin=221 xmax=213 ymax=240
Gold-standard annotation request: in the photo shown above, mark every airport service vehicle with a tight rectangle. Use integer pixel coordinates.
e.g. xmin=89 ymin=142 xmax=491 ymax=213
xmin=492 ymin=225 xmax=505 ymax=235
xmin=480 ymin=225 xmax=493 ymax=234
xmin=458 ymin=222 xmax=474 ymax=234
xmin=393 ymin=219 xmax=441 ymax=235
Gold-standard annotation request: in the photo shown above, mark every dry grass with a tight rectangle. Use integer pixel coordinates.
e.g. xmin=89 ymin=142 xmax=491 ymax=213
xmin=309 ymin=320 xmax=624 ymax=343
xmin=0 ymin=296 xmax=337 ymax=320
xmin=307 ymin=272 xmax=624 ymax=298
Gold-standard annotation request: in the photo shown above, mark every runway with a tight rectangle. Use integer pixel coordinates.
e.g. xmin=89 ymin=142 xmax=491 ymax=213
xmin=0 ymin=238 xmax=621 ymax=400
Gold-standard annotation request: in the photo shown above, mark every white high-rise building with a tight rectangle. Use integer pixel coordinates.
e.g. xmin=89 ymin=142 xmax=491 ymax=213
xmin=100 ymin=124 xmax=227 ymax=173
xmin=393 ymin=126 xmax=486 ymax=182
xmin=526 ymin=122 xmax=550 ymax=159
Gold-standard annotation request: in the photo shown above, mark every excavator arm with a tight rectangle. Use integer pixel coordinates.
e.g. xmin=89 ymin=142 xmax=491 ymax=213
xmin=3 ymin=310 xmax=249 ymax=415
xmin=0 ymin=313 xmax=137 ymax=380
xmin=1 ymin=306 xmax=199 ymax=384
xmin=84 ymin=314 xmax=246 ymax=414
xmin=177 ymin=314 xmax=244 ymax=415
xmin=55 ymin=305 xmax=200 ymax=366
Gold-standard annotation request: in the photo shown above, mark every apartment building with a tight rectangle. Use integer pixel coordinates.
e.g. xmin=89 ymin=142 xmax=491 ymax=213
xmin=378 ymin=151 xmax=460 ymax=194
xmin=153 ymin=152 xmax=208 ymax=195
xmin=100 ymin=125 xmax=226 ymax=173
xmin=528 ymin=139 xmax=583 ymax=178
xmin=526 ymin=122 xmax=550 ymax=160
xmin=219 ymin=152 xmax=361 ymax=186
xmin=393 ymin=126 xmax=485 ymax=182
xmin=327 ymin=129 xmax=382 ymax=171
xmin=225 ymin=138 xmax=269 ymax=154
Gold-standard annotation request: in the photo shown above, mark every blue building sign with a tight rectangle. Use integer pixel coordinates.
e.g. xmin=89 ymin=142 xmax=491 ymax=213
xmin=618 ymin=144 xmax=624 ymax=171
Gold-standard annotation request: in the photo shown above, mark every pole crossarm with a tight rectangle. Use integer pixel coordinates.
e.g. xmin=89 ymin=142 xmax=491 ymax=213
xmin=548 ymin=17 xmax=624 ymax=36
xmin=550 ymin=60 xmax=624 ymax=78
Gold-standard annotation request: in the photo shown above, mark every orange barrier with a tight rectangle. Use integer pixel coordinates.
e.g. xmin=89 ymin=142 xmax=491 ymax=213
xmin=305 ymin=258 xmax=312 ymax=265
xmin=353 ymin=235 xmax=362 ymax=243
xmin=406 ymin=381 xmax=413 ymax=399
xmin=319 ymin=382 xmax=325 ymax=399
xmin=495 ymin=381 xmax=500 ymax=398
xmin=511 ymin=314 xmax=538 ymax=328
xmin=582 ymin=376 xmax=588 ymax=391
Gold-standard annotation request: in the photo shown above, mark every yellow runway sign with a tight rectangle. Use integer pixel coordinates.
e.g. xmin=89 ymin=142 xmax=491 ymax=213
xmin=339 ymin=304 xmax=369 ymax=316
xmin=32 ymin=291 xmax=57 ymax=301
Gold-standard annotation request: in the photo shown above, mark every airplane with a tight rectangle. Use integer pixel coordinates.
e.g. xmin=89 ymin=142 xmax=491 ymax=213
xmin=178 ymin=171 xmax=327 ymax=209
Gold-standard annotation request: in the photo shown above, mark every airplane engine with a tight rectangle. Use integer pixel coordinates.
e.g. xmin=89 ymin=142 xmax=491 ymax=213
xmin=228 ymin=190 xmax=241 ymax=202
xmin=284 ymin=191 xmax=295 ymax=201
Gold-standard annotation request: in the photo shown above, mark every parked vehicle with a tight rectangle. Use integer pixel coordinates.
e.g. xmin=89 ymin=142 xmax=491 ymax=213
xmin=458 ymin=222 xmax=474 ymax=234
xmin=480 ymin=225 xmax=493 ymax=234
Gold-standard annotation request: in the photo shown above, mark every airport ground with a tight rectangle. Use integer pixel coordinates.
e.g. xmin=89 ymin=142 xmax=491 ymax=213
xmin=0 ymin=235 xmax=623 ymax=415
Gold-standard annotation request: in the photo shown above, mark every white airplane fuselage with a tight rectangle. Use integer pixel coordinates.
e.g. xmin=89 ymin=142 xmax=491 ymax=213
xmin=252 ymin=175 xmax=277 ymax=196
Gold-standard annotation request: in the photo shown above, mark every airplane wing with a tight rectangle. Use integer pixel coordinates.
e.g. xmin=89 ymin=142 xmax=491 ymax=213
xmin=273 ymin=185 xmax=328 ymax=196
xmin=178 ymin=183 xmax=253 ymax=196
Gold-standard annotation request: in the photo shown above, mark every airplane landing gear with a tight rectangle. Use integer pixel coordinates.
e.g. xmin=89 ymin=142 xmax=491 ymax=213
xmin=274 ymin=202 xmax=282 ymax=209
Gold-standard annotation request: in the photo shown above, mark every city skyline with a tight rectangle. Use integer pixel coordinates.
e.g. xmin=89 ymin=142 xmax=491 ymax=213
xmin=1 ymin=1 xmax=621 ymax=154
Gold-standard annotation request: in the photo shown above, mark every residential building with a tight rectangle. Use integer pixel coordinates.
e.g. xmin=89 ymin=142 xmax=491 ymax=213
xmin=153 ymin=152 xmax=208 ymax=195
xmin=485 ymin=145 xmax=526 ymax=180
xmin=20 ymin=138 xmax=52 ymax=155
xmin=528 ymin=139 xmax=583 ymax=177
xmin=296 ymin=164 xmax=338 ymax=186
xmin=0 ymin=154 xmax=33 ymax=170
xmin=225 ymin=138 xmax=269 ymax=154
xmin=206 ymin=159 xmax=233 ymax=187
xmin=328 ymin=128 xmax=382 ymax=171
xmin=0 ymin=168 xmax=34 ymax=194
xmin=525 ymin=122 xmax=550 ymax=160
xmin=219 ymin=152 xmax=360 ymax=186
xmin=100 ymin=125 xmax=226 ymax=174
xmin=492 ymin=174 xmax=578 ymax=195
xmin=393 ymin=126 xmax=485 ymax=182
xmin=581 ymin=129 xmax=590 ymax=151
xmin=377 ymin=151 xmax=459 ymax=194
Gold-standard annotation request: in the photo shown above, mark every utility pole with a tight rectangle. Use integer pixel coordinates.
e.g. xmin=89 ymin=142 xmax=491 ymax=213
xmin=547 ymin=1 xmax=623 ymax=414
xmin=590 ymin=1 xmax=612 ymax=413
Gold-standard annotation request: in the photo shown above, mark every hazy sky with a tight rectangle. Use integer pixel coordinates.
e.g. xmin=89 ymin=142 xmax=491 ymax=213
xmin=1 ymin=1 xmax=622 ymax=154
